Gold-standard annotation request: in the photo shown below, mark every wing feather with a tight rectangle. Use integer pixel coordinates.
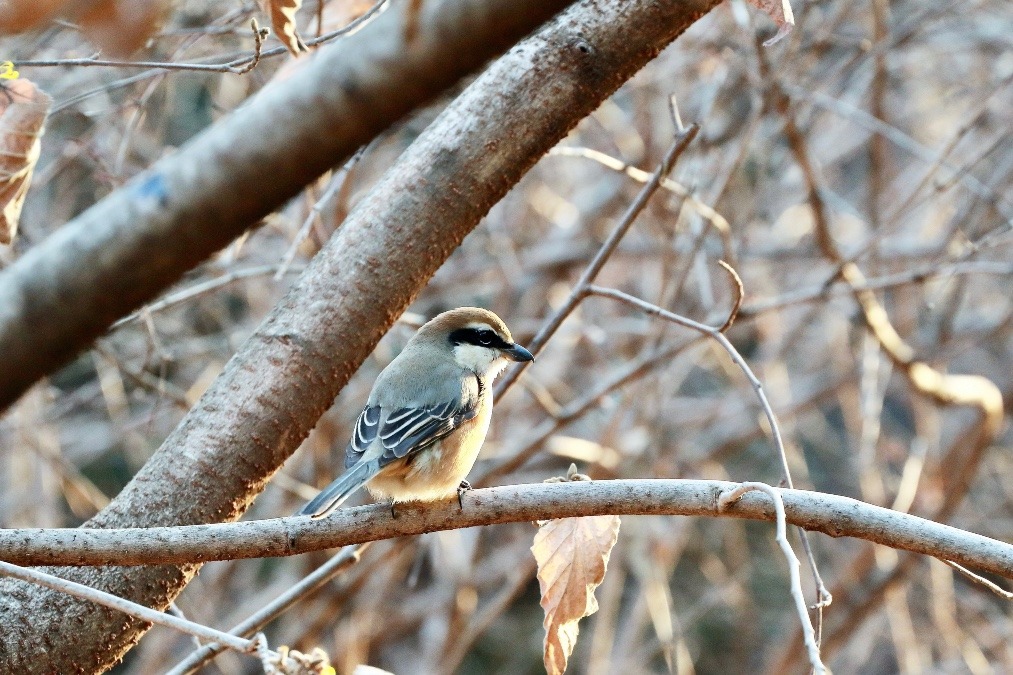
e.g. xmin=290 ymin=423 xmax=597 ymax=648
xmin=344 ymin=376 xmax=482 ymax=469
xmin=344 ymin=405 xmax=381 ymax=468
xmin=379 ymin=399 xmax=476 ymax=464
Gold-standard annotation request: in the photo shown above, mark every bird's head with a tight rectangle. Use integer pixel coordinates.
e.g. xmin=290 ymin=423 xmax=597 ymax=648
xmin=418 ymin=307 xmax=534 ymax=378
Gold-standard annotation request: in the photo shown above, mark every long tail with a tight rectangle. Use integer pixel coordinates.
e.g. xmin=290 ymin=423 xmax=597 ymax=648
xmin=297 ymin=460 xmax=380 ymax=518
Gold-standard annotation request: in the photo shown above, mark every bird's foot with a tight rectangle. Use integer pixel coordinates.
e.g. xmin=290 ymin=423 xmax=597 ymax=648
xmin=457 ymin=480 xmax=472 ymax=509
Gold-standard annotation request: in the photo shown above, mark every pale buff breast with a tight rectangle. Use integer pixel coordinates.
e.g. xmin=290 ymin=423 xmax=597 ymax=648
xmin=365 ymin=394 xmax=493 ymax=502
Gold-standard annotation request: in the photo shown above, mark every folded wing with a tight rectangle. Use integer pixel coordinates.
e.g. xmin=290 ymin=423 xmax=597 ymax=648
xmin=344 ymin=399 xmax=478 ymax=469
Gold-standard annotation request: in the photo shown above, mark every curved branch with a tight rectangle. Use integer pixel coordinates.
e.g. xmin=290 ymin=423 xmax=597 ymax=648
xmin=0 ymin=480 xmax=1009 ymax=580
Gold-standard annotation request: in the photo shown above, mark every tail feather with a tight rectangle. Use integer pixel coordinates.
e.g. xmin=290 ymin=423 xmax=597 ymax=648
xmin=297 ymin=461 xmax=379 ymax=518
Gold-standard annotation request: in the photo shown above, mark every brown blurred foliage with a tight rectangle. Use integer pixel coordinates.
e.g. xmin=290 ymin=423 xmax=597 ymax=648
xmin=0 ymin=75 xmax=52 ymax=243
xmin=0 ymin=0 xmax=170 ymax=56
xmin=1 ymin=0 xmax=1010 ymax=673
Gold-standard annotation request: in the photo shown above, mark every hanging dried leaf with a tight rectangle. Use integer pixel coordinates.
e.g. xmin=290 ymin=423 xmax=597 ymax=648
xmin=0 ymin=0 xmax=73 ymax=34
xmin=532 ymin=514 xmax=621 ymax=674
xmin=263 ymin=0 xmax=307 ymax=56
xmin=78 ymin=0 xmax=171 ymax=57
xmin=747 ymin=0 xmax=795 ymax=45
xmin=0 ymin=76 xmax=53 ymax=245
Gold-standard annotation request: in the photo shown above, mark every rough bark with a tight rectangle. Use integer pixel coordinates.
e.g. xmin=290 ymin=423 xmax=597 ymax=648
xmin=0 ymin=0 xmax=576 ymax=412
xmin=0 ymin=0 xmax=719 ymax=671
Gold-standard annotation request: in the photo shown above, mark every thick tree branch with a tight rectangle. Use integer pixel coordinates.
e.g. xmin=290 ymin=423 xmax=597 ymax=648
xmin=0 ymin=0 xmax=576 ymax=412
xmin=0 ymin=481 xmax=1010 ymax=580
xmin=0 ymin=0 xmax=720 ymax=671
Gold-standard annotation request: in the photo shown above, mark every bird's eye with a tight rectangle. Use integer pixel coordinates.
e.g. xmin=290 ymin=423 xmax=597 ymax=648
xmin=478 ymin=331 xmax=494 ymax=346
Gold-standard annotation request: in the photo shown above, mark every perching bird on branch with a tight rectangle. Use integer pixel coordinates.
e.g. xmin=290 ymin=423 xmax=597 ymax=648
xmin=298 ymin=307 xmax=533 ymax=518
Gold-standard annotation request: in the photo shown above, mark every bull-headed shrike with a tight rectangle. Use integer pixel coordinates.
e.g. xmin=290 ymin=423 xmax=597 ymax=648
xmin=298 ymin=307 xmax=533 ymax=518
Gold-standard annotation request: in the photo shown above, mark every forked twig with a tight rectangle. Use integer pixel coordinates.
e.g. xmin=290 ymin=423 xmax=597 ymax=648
xmin=583 ymin=284 xmax=833 ymax=610
xmin=494 ymin=124 xmax=700 ymax=399
xmin=719 ymin=483 xmax=827 ymax=674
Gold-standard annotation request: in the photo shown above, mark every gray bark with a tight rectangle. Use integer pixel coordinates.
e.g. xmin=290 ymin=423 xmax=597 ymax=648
xmin=0 ymin=481 xmax=1009 ymax=579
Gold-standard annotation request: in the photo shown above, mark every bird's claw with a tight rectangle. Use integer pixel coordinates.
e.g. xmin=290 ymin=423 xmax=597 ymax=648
xmin=457 ymin=480 xmax=472 ymax=509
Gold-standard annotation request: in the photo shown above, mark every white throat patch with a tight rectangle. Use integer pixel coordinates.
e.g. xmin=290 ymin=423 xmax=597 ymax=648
xmin=453 ymin=343 xmax=508 ymax=378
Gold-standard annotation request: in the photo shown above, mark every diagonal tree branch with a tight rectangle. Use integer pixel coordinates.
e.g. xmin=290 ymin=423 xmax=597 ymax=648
xmin=0 ymin=0 xmax=721 ymax=670
xmin=0 ymin=0 xmax=577 ymax=412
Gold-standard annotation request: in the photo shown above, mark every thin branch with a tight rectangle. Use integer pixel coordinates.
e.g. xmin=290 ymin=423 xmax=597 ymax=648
xmin=584 ymin=287 xmax=790 ymax=481
xmin=715 ymin=260 xmax=743 ymax=333
xmin=583 ymin=285 xmax=832 ymax=607
xmin=274 ymin=147 xmax=366 ymax=281
xmin=495 ymin=124 xmax=700 ymax=398
xmin=771 ymin=68 xmax=1005 ymax=522
xmin=738 ymin=262 xmax=1013 ymax=318
xmin=0 ymin=480 xmax=1009 ymax=579
xmin=479 ymin=341 xmax=699 ymax=484
xmin=14 ymin=0 xmax=391 ymax=75
xmin=788 ymin=82 xmax=1013 ymax=222
xmin=167 ymin=543 xmax=369 ymax=675
xmin=547 ymin=144 xmax=735 ymax=262
xmin=943 ymin=560 xmax=1013 ymax=601
xmin=111 ymin=264 xmax=306 ymax=329
xmin=16 ymin=19 xmax=269 ymax=75
xmin=0 ymin=560 xmax=261 ymax=656
xmin=719 ymin=483 xmax=826 ymax=674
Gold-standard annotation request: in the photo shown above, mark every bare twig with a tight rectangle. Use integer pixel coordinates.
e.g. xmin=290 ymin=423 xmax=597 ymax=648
xmin=942 ymin=560 xmax=1013 ymax=601
xmin=716 ymin=260 xmax=743 ymax=333
xmin=739 ymin=262 xmax=1013 ymax=318
xmin=112 ymin=265 xmax=306 ymax=329
xmin=719 ymin=482 xmax=826 ymax=674
xmin=547 ymin=144 xmax=735 ymax=263
xmin=584 ymin=287 xmax=789 ymax=482
xmin=773 ymin=71 xmax=1005 ymax=520
xmin=583 ymin=285 xmax=833 ymax=607
xmin=15 ymin=1 xmax=391 ymax=75
xmin=167 ymin=543 xmax=369 ymax=675
xmin=0 ymin=561 xmax=262 ymax=656
xmin=274 ymin=147 xmax=366 ymax=281
xmin=480 ymin=341 xmax=700 ymax=484
xmin=495 ymin=124 xmax=700 ymax=398
xmin=17 ymin=19 xmax=269 ymax=75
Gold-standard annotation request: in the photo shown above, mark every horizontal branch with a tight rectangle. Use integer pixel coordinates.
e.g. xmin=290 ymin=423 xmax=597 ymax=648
xmin=2 ymin=480 xmax=1010 ymax=580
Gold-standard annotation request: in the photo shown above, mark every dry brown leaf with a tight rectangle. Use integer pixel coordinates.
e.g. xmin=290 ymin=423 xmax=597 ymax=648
xmin=0 ymin=0 xmax=73 ymax=34
xmin=532 ymin=514 xmax=621 ymax=675
xmin=0 ymin=76 xmax=53 ymax=245
xmin=77 ymin=0 xmax=171 ymax=57
xmin=263 ymin=0 xmax=307 ymax=56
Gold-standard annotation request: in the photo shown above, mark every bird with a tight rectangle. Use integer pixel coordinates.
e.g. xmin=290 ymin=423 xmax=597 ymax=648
xmin=297 ymin=307 xmax=533 ymax=518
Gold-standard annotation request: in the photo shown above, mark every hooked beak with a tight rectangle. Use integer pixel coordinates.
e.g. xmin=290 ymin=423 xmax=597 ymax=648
xmin=503 ymin=343 xmax=534 ymax=362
